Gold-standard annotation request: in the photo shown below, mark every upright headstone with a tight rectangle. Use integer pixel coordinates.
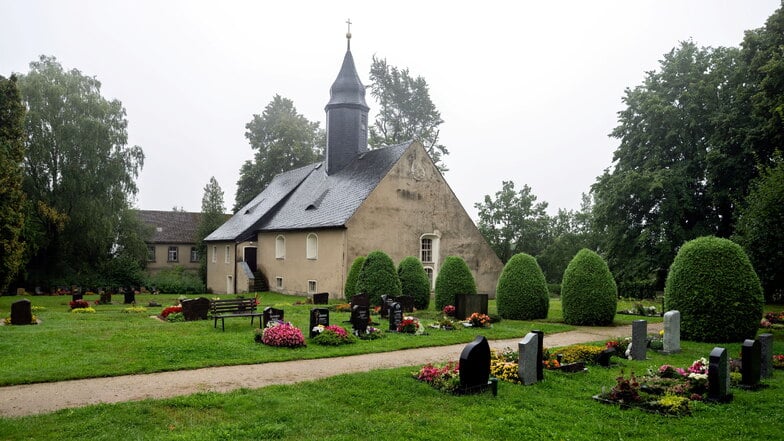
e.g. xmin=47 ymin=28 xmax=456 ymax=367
xmin=459 ymin=335 xmax=491 ymax=393
xmin=631 ymin=320 xmax=647 ymax=360
xmin=312 ymin=292 xmax=329 ymax=305
xmin=72 ymin=293 xmax=83 ymax=302
xmin=182 ymin=297 xmax=210 ymax=321
xmin=395 ymin=295 xmax=415 ymax=313
xmin=351 ymin=293 xmax=369 ymax=308
xmin=262 ymin=307 xmax=284 ymax=328
xmin=518 ymin=332 xmax=539 ymax=386
xmin=532 ymin=329 xmax=544 ymax=381
xmin=759 ymin=333 xmax=774 ymax=379
xmin=10 ymin=299 xmax=33 ymax=325
xmin=741 ymin=339 xmax=761 ymax=388
xmin=99 ymin=292 xmax=112 ymax=305
xmin=597 ymin=348 xmax=615 ymax=367
xmin=123 ymin=290 xmax=136 ymax=304
xmin=708 ymin=347 xmax=732 ymax=402
xmin=379 ymin=295 xmax=390 ymax=318
xmin=388 ymin=302 xmax=403 ymax=332
xmin=662 ymin=310 xmax=681 ymax=353
xmin=455 ymin=294 xmax=489 ymax=321
xmin=350 ymin=304 xmax=369 ymax=334
xmin=309 ymin=308 xmax=330 ymax=338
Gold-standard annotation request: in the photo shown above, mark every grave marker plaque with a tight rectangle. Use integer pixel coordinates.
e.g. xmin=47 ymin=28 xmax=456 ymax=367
xmin=388 ymin=302 xmax=403 ymax=332
xmin=662 ymin=310 xmax=681 ymax=353
xmin=759 ymin=333 xmax=774 ymax=379
xmin=455 ymin=294 xmax=488 ymax=321
xmin=459 ymin=335 xmax=491 ymax=393
xmin=10 ymin=299 xmax=32 ymax=325
xmin=182 ymin=297 xmax=210 ymax=321
xmin=262 ymin=307 xmax=284 ymax=328
xmin=708 ymin=347 xmax=732 ymax=402
xmin=741 ymin=339 xmax=761 ymax=388
xmin=597 ymin=348 xmax=615 ymax=367
xmin=351 ymin=293 xmax=369 ymax=308
xmin=631 ymin=320 xmax=647 ymax=360
xmin=350 ymin=304 xmax=369 ymax=334
xmin=518 ymin=333 xmax=539 ymax=386
xmin=312 ymin=292 xmax=329 ymax=305
xmin=309 ymin=308 xmax=330 ymax=338
xmin=123 ymin=290 xmax=136 ymax=304
xmin=395 ymin=295 xmax=414 ymax=313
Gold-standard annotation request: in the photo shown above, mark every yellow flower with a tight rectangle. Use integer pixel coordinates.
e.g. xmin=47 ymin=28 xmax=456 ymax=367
xmin=659 ymin=329 xmax=665 ymax=336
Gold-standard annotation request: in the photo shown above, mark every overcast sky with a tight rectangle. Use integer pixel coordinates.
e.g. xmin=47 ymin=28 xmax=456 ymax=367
xmin=2 ymin=1 xmax=780 ymax=220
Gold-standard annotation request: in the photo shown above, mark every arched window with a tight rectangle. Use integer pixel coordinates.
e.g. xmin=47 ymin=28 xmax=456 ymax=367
xmin=275 ymin=235 xmax=286 ymax=259
xmin=306 ymin=233 xmax=318 ymax=260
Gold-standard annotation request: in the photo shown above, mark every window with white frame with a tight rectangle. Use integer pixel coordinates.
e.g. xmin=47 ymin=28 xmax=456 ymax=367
xmin=167 ymin=246 xmax=179 ymax=262
xmin=308 ymin=280 xmax=317 ymax=293
xmin=424 ymin=267 xmax=434 ymax=288
xmin=275 ymin=235 xmax=285 ymax=259
xmin=225 ymin=245 xmax=231 ymax=263
xmin=211 ymin=246 xmax=217 ymax=263
xmin=275 ymin=277 xmax=283 ymax=289
xmin=421 ymin=238 xmax=433 ymax=263
xmin=306 ymin=233 xmax=318 ymax=259
xmin=190 ymin=247 xmax=198 ymax=262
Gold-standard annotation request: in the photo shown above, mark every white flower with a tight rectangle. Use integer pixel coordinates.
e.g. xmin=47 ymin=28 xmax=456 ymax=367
xmin=688 ymin=373 xmax=708 ymax=381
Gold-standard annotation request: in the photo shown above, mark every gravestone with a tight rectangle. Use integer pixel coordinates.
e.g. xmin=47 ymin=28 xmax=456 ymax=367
xmin=388 ymin=302 xmax=403 ymax=332
xmin=72 ymin=293 xmax=83 ymax=302
xmin=395 ymin=295 xmax=414 ymax=313
xmin=459 ymin=335 xmax=492 ymax=394
xmin=123 ymin=290 xmax=136 ymax=304
xmin=741 ymin=339 xmax=761 ymax=388
xmin=312 ymin=292 xmax=329 ymax=305
xmin=662 ymin=310 xmax=681 ymax=353
xmin=532 ymin=329 xmax=544 ymax=381
xmin=350 ymin=304 xmax=369 ymax=334
xmin=708 ymin=347 xmax=732 ymax=402
xmin=631 ymin=320 xmax=647 ymax=360
xmin=10 ymin=299 xmax=33 ymax=325
xmin=597 ymin=348 xmax=615 ymax=367
xmin=309 ymin=308 xmax=330 ymax=338
xmin=379 ymin=295 xmax=391 ymax=318
xmin=518 ymin=332 xmax=539 ymax=385
xmin=262 ymin=307 xmax=284 ymax=328
xmin=181 ymin=297 xmax=210 ymax=321
xmin=455 ymin=294 xmax=488 ymax=321
xmin=759 ymin=333 xmax=774 ymax=379
xmin=351 ymin=293 xmax=369 ymax=308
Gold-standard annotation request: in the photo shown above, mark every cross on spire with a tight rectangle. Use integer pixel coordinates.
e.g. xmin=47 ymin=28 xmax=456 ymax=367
xmin=346 ymin=19 xmax=352 ymax=50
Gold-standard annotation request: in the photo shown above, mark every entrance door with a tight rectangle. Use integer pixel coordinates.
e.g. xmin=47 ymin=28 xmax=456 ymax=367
xmin=244 ymin=247 xmax=257 ymax=272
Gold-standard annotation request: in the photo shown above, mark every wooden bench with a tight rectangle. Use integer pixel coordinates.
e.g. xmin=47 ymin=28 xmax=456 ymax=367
xmin=211 ymin=298 xmax=262 ymax=331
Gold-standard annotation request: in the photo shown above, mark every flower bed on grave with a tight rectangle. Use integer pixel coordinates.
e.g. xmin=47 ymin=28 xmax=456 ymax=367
xmin=255 ymin=320 xmax=306 ymax=348
xmin=160 ymin=305 xmax=183 ymax=322
xmin=760 ymin=311 xmax=784 ymax=329
xmin=412 ymin=361 xmax=460 ymax=393
xmin=310 ymin=325 xmax=357 ymax=346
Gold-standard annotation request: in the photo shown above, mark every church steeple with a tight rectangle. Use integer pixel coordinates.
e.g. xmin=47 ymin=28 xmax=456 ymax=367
xmin=324 ymin=20 xmax=369 ymax=175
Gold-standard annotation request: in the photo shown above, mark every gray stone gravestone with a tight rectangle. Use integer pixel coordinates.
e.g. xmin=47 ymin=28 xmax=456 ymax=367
xmin=741 ymin=339 xmax=761 ymax=388
xmin=459 ymin=335 xmax=492 ymax=394
xmin=518 ymin=332 xmax=539 ymax=386
xmin=395 ymin=295 xmax=414 ymax=313
xmin=455 ymin=294 xmax=488 ymax=321
xmin=312 ymin=292 xmax=328 ymax=305
xmin=532 ymin=329 xmax=544 ymax=381
xmin=350 ymin=304 xmax=369 ymax=334
xmin=388 ymin=302 xmax=403 ymax=332
xmin=631 ymin=320 xmax=647 ymax=360
xmin=10 ymin=299 xmax=33 ymax=325
xmin=309 ymin=308 xmax=330 ymax=338
xmin=662 ymin=310 xmax=680 ymax=353
xmin=708 ymin=347 xmax=732 ymax=402
xmin=182 ymin=297 xmax=210 ymax=321
xmin=759 ymin=333 xmax=774 ymax=379
xmin=262 ymin=307 xmax=284 ymax=328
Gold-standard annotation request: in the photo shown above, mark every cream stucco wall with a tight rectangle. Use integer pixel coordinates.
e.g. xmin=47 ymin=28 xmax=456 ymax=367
xmin=205 ymin=241 xmax=237 ymax=294
xmin=145 ymin=243 xmax=200 ymax=275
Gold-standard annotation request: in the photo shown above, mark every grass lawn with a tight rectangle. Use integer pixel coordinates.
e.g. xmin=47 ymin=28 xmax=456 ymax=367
xmin=1 ymin=330 xmax=783 ymax=440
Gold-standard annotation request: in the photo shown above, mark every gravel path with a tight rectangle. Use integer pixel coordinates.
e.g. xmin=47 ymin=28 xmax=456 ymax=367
xmin=0 ymin=323 xmax=661 ymax=418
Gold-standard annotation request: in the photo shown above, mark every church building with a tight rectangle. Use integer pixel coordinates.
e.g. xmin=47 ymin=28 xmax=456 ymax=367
xmin=205 ymin=32 xmax=503 ymax=299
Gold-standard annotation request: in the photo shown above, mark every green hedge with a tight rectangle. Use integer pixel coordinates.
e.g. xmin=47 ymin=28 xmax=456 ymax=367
xmin=398 ymin=256 xmax=431 ymax=310
xmin=344 ymin=256 xmax=365 ymax=299
xmin=664 ymin=236 xmax=764 ymax=342
xmin=146 ymin=266 xmax=205 ymax=294
xmin=496 ymin=253 xmax=549 ymax=320
xmin=355 ymin=251 xmax=401 ymax=306
xmin=434 ymin=256 xmax=476 ymax=311
xmin=561 ymin=249 xmax=617 ymax=326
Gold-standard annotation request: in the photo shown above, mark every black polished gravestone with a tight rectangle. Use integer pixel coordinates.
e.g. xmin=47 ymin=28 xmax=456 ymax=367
xmin=309 ymin=308 xmax=330 ymax=338
xmin=395 ymin=295 xmax=414 ymax=313
xmin=741 ymin=339 xmax=762 ymax=389
xmin=312 ymin=292 xmax=329 ymax=305
xmin=454 ymin=294 xmax=488 ymax=321
xmin=388 ymin=302 xmax=403 ymax=332
xmin=123 ymin=289 xmax=136 ymax=304
xmin=379 ymin=295 xmax=391 ymax=318
xmin=181 ymin=297 xmax=211 ymax=321
xmin=10 ymin=299 xmax=33 ymax=325
xmin=458 ymin=335 xmax=496 ymax=395
xmin=597 ymin=348 xmax=616 ymax=367
xmin=350 ymin=304 xmax=369 ymax=334
xmin=708 ymin=347 xmax=733 ymax=402
xmin=71 ymin=293 xmax=83 ymax=302
xmin=351 ymin=293 xmax=369 ymax=308
xmin=262 ymin=307 xmax=285 ymax=328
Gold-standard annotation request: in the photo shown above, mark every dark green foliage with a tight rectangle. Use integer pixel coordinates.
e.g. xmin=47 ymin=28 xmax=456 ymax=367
xmin=496 ymin=253 xmax=549 ymax=320
xmin=344 ymin=256 xmax=365 ymax=299
xmin=664 ymin=236 xmax=764 ymax=342
xmin=197 ymin=177 xmax=226 ymax=283
xmin=355 ymin=251 xmax=401 ymax=306
xmin=397 ymin=256 xmax=431 ymax=310
xmin=146 ymin=266 xmax=205 ymax=294
xmin=0 ymin=75 xmax=27 ymax=293
xmin=434 ymin=256 xmax=476 ymax=311
xmin=561 ymin=249 xmax=617 ymax=325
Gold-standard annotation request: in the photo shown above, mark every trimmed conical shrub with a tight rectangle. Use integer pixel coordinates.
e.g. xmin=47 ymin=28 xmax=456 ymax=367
xmin=344 ymin=256 xmax=365 ymax=299
xmin=355 ymin=251 xmax=401 ymax=306
xmin=496 ymin=253 xmax=549 ymax=320
xmin=434 ymin=256 xmax=476 ymax=311
xmin=561 ymin=249 xmax=617 ymax=325
xmin=664 ymin=236 xmax=763 ymax=342
xmin=398 ymin=256 xmax=431 ymax=310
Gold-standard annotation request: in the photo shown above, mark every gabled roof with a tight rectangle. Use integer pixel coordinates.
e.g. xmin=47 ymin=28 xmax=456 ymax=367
xmin=206 ymin=141 xmax=412 ymax=242
xmin=136 ymin=210 xmax=202 ymax=244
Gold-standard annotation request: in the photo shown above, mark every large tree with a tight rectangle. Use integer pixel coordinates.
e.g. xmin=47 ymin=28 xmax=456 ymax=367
xmin=197 ymin=176 xmax=226 ymax=282
xmin=368 ymin=56 xmax=448 ymax=171
xmin=19 ymin=56 xmax=145 ymax=286
xmin=0 ymin=75 xmax=28 ymax=292
xmin=475 ymin=181 xmax=550 ymax=263
xmin=234 ymin=95 xmax=324 ymax=211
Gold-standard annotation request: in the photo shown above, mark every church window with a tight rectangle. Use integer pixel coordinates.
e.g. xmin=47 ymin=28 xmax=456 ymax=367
xmin=306 ymin=233 xmax=318 ymax=260
xmin=275 ymin=235 xmax=286 ymax=259
xmin=424 ymin=267 xmax=434 ymax=288
xmin=421 ymin=238 xmax=433 ymax=263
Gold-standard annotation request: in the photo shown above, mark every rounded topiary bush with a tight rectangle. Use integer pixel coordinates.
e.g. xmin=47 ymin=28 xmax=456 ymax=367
xmin=355 ymin=251 xmax=401 ymax=306
xmin=344 ymin=256 xmax=365 ymax=299
xmin=434 ymin=256 xmax=476 ymax=311
xmin=561 ymin=249 xmax=617 ymax=325
xmin=496 ymin=253 xmax=549 ymax=320
xmin=398 ymin=256 xmax=431 ymax=310
xmin=664 ymin=236 xmax=764 ymax=342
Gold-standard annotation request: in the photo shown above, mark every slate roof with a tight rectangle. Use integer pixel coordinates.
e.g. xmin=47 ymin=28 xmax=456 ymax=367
xmin=136 ymin=210 xmax=202 ymax=244
xmin=206 ymin=141 xmax=412 ymax=242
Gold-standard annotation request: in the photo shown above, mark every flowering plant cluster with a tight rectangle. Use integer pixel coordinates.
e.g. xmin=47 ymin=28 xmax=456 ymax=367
xmin=598 ymin=370 xmax=693 ymax=416
xmin=311 ymin=325 xmax=357 ymax=346
xmin=397 ymin=317 xmax=422 ymax=334
xmin=764 ymin=311 xmax=784 ymax=324
xmin=358 ymin=326 xmax=384 ymax=340
xmin=604 ymin=337 xmax=631 ymax=358
xmin=160 ymin=305 xmax=183 ymax=318
xmin=122 ymin=307 xmax=147 ymax=314
xmin=773 ymin=354 xmax=784 ymax=369
xmin=70 ymin=307 xmax=95 ymax=314
xmin=467 ymin=312 xmax=491 ymax=328
xmin=413 ymin=361 xmax=460 ymax=393
xmin=258 ymin=321 xmax=306 ymax=348
xmin=442 ymin=305 xmax=455 ymax=316
xmin=69 ymin=299 xmax=90 ymax=309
